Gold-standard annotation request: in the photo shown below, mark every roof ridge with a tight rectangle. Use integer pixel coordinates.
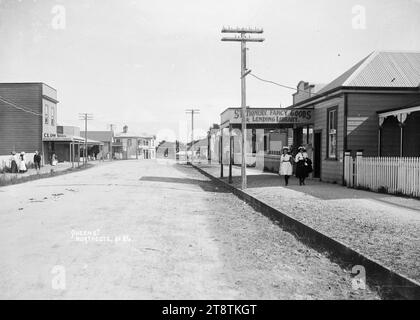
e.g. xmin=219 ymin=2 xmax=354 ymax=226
xmin=343 ymin=51 xmax=377 ymax=86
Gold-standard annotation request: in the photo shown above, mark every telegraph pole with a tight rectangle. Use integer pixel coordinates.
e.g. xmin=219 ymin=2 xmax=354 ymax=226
xmin=109 ymin=124 xmax=115 ymax=161
xmin=78 ymin=113 xmax=93 ymax=166
xmin=185 ymin=109 xmax=200 ymax=164
xmin=221 ymin=27 xmax=264 ymax=190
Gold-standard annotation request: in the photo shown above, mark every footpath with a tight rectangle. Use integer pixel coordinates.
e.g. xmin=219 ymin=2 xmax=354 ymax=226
xmin=192 ymin=162 xmax=420 ymax=285
xmin=0 ymin=161 xmax=104 ymax=187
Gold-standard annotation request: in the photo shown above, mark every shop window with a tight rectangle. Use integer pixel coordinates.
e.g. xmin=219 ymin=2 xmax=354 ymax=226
xmin=302 ymin=126 xmax=313 ymax=145
xmin=263 ymin=135 xmax=268 ymax=152
xmin=44 ymin=104 xmax=49 ymax=124
xmin=327 ymin=107 xmax=338 ymax=159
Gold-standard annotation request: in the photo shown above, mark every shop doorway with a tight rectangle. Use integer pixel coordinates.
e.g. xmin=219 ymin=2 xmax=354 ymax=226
xmin=313 ymin=131 xmax=322 ymax=178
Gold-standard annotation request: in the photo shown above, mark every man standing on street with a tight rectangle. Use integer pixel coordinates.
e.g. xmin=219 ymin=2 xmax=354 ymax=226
xmin=34 ymin=151 xmax=41 ymax=174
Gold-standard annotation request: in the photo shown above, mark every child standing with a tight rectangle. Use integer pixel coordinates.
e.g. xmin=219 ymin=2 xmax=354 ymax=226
xmin=279 ymin=147 xmax=293 ymax=186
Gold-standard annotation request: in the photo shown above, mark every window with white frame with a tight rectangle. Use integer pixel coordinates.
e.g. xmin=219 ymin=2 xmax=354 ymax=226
xmin=327 ymin=107 xmax=338 ymax=159
xmin=50 ymin=106 xmax=55 ymax=126
xmin=44 ymin=104 xmax=49 ymax=124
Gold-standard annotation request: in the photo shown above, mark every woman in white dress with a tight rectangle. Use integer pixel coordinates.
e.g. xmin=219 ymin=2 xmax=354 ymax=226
xmin=279 ymin=147 xmax=293 ymax=186
xmin=18 ymin=152 xmax=27 ymax=173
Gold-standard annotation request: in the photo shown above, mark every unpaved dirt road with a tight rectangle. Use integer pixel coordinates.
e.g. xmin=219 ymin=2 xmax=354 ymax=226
xmin=0 ymin=160 xmax=379 ymax=299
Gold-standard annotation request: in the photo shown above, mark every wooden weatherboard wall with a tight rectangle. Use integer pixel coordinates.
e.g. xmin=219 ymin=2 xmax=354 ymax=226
xmin=346 ymin=93 xmax=420 ymax=156
xmin=313 ymin=95 xmax=345 ymax=183
xmin=0 ymin=83 xmax=43 ymax=155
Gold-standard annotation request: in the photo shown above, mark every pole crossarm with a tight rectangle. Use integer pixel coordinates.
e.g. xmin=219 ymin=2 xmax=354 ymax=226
xmin=221 ymin=37 xmax=264 ymax=42
xmin=221 ymin=27 xmax=263 ymax=34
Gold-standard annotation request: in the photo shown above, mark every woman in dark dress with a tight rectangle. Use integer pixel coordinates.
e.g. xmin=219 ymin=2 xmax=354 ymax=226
xmin=10 ymin=152 xmax=18 ymax=173
xmin=295 ymin=146 xmax=308 ymax=186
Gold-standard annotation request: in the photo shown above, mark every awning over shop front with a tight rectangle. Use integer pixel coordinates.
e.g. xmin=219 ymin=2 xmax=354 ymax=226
xmin=378 ymin=105 xmax=420 ymax=126
xmin=43 ymin=135 xmax=104 ymax=145
xmin=377 ymin=104 xmax=420 ymax=157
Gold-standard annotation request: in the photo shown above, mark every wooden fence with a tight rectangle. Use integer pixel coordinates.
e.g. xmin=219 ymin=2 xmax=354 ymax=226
xmin=344 ymin=152 xmax=420 ymax=198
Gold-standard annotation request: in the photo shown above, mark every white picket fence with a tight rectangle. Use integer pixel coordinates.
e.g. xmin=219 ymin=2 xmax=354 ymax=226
xmin=344 ymin=153 xmax=420 ymax=198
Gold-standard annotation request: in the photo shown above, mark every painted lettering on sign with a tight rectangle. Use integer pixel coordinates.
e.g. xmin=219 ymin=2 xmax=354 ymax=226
xmin=43 ymin=133 xmax=57 ymax=138
xmin=222 ymin=108 xmax=313 ymax=125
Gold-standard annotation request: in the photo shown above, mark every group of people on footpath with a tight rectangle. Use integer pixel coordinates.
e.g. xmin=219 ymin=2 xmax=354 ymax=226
xmin=279 ymin=146 xmax=313 ymax=186
xmin=8 ymin=151 xmax=43 ymax=174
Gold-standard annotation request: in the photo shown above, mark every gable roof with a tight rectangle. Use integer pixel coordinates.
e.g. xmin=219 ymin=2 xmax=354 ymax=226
xmin=191 ymin=138 xmax=208 ymax=148
xmin=80 ymin=131 xmax=113 ymax=142
xmin=316 ymin=51 xmax=420 ymax=95
xmin=115 ymin=131 xmax=141 ymax=138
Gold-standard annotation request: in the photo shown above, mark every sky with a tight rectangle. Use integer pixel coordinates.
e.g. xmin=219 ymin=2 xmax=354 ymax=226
xmin=1 ymin=0 xmax=420 ymax=142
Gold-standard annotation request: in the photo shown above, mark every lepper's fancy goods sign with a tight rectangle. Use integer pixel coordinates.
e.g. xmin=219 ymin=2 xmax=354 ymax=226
xmin=221 ymin=108 xmax=313 ymax=125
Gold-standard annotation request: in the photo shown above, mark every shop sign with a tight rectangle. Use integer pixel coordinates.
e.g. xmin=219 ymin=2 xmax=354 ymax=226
xmin=221 ymin=108 xmax=313 ymax=125
xmin=43 ymin=133 xmax=57 ymax=138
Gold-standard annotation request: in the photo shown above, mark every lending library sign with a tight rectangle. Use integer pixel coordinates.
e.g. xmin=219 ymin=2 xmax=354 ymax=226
xmin=221 ymin=108 xmax=313 ymax=125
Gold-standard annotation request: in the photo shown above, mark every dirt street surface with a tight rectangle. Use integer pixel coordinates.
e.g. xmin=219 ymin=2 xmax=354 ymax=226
xmin=0 ymin=160 xmax=379 ymax=299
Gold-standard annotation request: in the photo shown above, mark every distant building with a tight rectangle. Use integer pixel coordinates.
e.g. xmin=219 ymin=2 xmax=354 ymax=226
xmin=207 ymin=124 xmax=220 ymax=163
xmin=190 ymin=138 xmax=209 ymax=161
xmin=114 ymin=125 xmax=141 ymax=160
xmin=292 ymin=81 xmax=325 ymax=105
xmin=138 ymin=135 xmax=156 ymax=159
xmin=156 ymin=141 xmax=177 ymax=159
xmin=80 ymin=130 xmax=113 ymax=159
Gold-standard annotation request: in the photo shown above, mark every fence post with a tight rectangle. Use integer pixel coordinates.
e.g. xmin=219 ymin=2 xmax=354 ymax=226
xmin=355 ymin=151 xmax=363 ymax=187
xmin=344 ymin=151 xmax=351 ymax=187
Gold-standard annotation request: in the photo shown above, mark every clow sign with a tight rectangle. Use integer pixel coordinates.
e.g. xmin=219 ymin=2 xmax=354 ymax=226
xmin=221 ymin=108 xmax=313 ymax=126
xmin=43 ymin=133 xmax=57 ymax=138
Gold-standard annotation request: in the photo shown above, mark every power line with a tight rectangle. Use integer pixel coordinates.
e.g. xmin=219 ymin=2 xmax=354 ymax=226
xmin=249 ymin=73 xmax=300 ymax=92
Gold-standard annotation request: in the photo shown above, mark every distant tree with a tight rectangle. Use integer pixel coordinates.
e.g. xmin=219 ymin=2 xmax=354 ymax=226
xmin=157 ymin=140 xmax=166 ymax=149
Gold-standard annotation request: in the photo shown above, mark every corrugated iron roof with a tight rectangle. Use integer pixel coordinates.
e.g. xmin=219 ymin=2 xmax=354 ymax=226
xmin=345 ymin=51 xmax=420 ymax=87
xmin=80 ymin=131 xmax=113 ymax=142
xmin=316 ymin=51 xmax=420 ymax=95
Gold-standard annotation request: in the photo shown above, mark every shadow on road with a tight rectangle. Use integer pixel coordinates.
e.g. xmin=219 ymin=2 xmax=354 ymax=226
xmin=139 ymin=176 xmax=229 ymax=193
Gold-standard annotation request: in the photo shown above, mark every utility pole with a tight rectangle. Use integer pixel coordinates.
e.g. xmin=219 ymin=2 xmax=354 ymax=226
xmin=109 ymin=124 xmax=115 ymax=161
xmin=185 ymin=109 xmax=200 ymax=164
xmin=221 ymin=27 xmax=264 ymax=189
xmin=78 ymin=113 xmax=93 ymax=166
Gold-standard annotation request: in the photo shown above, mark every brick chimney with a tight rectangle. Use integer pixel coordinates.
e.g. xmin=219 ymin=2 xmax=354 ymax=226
xmin=123 ymin=125 xmax=128 ymax=133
